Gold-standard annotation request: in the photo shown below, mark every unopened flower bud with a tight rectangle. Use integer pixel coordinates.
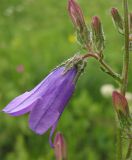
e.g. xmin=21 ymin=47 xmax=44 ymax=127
xmin=112 ymin=91 xmax=129 ymax=117
xmin=68 ymin=0 xmax=91 ymax=50
xmin=54 ymin=132 xmax=67 ymax=160
xmin=68 ymin=0 xmax=85 ymax=31
xmin=91 ymin=16 xmax=105 ymax=54
xmin=111 ymin=8 xmax=124 ymax=34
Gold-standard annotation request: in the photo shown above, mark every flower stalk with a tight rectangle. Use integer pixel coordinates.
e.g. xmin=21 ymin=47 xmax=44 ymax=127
xmin=118 ymin=0 xmax=130 ymax=159
xmin=125 ymin=140 xmax=132 ymax=159
xmin=121 ymin=0 xmax=129 ymax=96
xmin=117 ymin=128 xmax=122 ymax=160
xmin=82 ymin=53 xmax=121 ymax=83
xmin=80 ymin=0 xmax=131 ymax=159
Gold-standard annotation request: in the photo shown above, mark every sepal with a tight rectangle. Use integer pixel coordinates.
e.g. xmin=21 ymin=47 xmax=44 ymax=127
xmin=111 ymin=8 xmax=124 ymax=34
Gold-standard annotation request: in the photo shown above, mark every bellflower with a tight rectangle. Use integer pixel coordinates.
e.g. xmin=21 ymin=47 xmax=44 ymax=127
xmin=3 ymin=54 xmax=87 ymax=147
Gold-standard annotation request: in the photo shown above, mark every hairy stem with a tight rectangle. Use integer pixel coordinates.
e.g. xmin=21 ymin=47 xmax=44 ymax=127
xmin=121 ymin=0 xmax=129 ymax=95
xmin=99 ymin=59 xmax=121 ymax=82
xmin=125 ymin=139 xmax=132 ymax=159
xmin=82 ymin=53 xmax=121 ymax=82
xmin=117 ymin=128 xmax=123 ymax=160
xmin=118 ymin=0 xmax=130 ymax=159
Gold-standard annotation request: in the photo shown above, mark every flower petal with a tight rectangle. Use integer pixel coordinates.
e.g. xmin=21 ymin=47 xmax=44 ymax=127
xmin=2 ymin=67 xmax=65 ymax=116
xmin=49 ymin=120 xmax=59 ymax=148
xmin=2 ymin=92 xmax=37 ymax=116
xmin=29 ymin=69 xmax=76 ymax=135
xmin=29 ymin=97 xmax=60 ymax=135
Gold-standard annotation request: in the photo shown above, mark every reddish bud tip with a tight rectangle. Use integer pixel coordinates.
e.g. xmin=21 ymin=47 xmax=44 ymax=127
xmin=110 ymin=7 xmax=124 ymax=33
xmin=92 ymin=16 xmax=101 ymax=33
xmin=54 ymin=132 xmax=67 ymax=160
xmin=112 ymin=91 xmax=129 ymax=116
xmin=68 ymin=0 xmax=91 ymax=50
xmin=68 ymin=0 xmax=85 ymax=30
xmin=91 ymin=16 xmax=105 ymax=52
xmin=111 ymin=8 xmax=118 ymax=17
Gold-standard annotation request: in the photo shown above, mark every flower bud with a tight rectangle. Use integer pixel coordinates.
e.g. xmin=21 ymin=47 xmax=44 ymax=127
xmin=68 ymin=0 xmax=85 ymax=31
xmin=111 ymin=8 xmax=124 ymax=34
xmin=112 ymin=91 xmax=129 ymax=117
xmin=91 ymin=16 xmax=105 ymax=54
xmin=68 ymin=0 xmax=91 ymax=50
xmin=54 ymin=132 xmax=67 ymax=160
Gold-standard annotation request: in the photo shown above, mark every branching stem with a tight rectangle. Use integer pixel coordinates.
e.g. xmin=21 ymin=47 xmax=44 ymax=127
xmin=82 ymin=53 xmax=121 ymax=82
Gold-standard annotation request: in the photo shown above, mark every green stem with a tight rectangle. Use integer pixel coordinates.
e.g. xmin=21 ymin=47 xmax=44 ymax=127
xmin=82 ymin=53 xmax=121 ymax=82
xmin=99 ymin=59 xmax=121 ymax=82
xmin=125 ymin=139 xmax=132 ymax=160
xmin=121 ymin=0 xmax=129 ymax=95
xmin=118 ymin=0 xmax=130 ymax=159
xmin=117 ymin=128 xmax=123 ymax=160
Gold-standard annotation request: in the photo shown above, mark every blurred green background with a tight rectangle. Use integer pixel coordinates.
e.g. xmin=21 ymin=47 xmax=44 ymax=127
xmin=0 ymin=0 xmax=132 ymax=159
